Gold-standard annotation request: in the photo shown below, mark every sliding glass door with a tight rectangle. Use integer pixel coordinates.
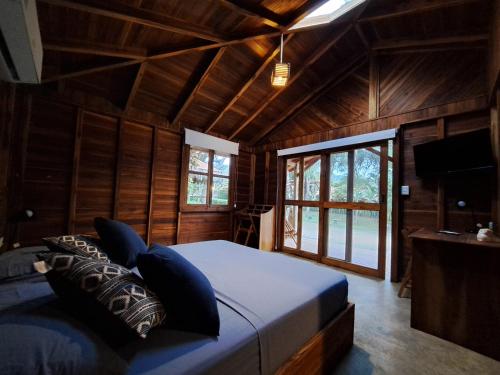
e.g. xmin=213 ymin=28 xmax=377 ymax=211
xmin=280 ymin=141 xmax=390 ymax=278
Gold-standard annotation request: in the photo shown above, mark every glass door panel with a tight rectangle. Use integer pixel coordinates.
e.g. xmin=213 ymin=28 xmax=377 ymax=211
xmin=325 ymin=144 xmax=387 ymax=277
xmin=353 ymin=147 xmax=380 ymax=203
xmin=286 ymin=158 xmax=300 ymax=200
xmin=326 ymin=208 xmax=347 ymax=260
xmin=300 ymin=207 xmax=319 ymax=254
xmin=330 ymin=152 xmax=348 ymax=201
xmin=351 ymin=210 xmax=380 ymax=269
xmin=284 ymin=205 xmax=299 ymax=249
xmin=303 ymin=156 xmax=321 ymax=201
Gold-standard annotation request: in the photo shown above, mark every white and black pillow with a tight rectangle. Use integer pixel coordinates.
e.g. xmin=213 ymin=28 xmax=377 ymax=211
xmin=43 ymin=253 xmax=166 ymax=338
xmin=43 ymin=235 xmax=110 ymax=262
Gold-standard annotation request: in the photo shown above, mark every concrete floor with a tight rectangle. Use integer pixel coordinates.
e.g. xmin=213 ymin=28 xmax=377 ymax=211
xmin=331 ymin=270 xmax=500 ymax=375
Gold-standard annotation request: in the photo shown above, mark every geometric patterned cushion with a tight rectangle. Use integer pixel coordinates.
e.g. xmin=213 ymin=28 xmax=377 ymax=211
xmin=43 ymin=235 xmax=110 ymax=262
xmin=43 ymin=253 xmax=166 ymax=338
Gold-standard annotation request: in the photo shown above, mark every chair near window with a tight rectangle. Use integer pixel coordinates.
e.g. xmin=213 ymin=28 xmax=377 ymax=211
xmin=284 ymin=217 xmax=298 ymax=247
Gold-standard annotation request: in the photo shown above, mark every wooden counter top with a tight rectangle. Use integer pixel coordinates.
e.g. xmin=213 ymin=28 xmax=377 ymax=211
xmin=409 ymin=228 xmax=500 ymax=248
xmin=410 ymin=228 xmax=500 ymax=361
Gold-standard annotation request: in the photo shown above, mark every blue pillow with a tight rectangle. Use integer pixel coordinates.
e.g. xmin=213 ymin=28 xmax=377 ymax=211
xmin=93 ymin=217 xmax=147 ymax=268
xmin=137 ymin=244 xmax=220 ymax=336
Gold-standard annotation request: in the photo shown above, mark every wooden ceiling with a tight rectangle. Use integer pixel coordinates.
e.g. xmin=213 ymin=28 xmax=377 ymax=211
xmin=36 ymin=0 xmax=491 ymax=145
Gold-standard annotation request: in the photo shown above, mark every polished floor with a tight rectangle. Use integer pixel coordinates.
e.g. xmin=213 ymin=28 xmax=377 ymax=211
xmin=332 ymin=270 xmax=500 ymax=375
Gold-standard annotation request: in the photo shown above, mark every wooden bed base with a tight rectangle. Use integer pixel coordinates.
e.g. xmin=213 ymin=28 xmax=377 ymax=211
xmin=276 ymin=303 xmax=355 ymax=375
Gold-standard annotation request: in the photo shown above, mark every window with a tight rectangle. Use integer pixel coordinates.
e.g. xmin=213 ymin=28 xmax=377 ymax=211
xmin=183 ymin=146 xmax=233 ymax=210
xmin=290 ymin=0 xmax=367 ymax=30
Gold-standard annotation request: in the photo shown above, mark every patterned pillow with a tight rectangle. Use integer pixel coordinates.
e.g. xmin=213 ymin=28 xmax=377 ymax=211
xmin=43 ymin=235 xmax=110 ymax=262
xmin=43 ymin=253 xmax=166 ymax=338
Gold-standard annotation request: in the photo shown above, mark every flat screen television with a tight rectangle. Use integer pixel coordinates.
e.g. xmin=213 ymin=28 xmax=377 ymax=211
xmin=413 ymin=128 xmax=495 ymax=177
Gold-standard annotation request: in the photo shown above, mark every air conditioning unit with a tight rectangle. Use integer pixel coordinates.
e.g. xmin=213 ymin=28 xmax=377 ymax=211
xmin=0 ymin=0 xmax=43 ymax=84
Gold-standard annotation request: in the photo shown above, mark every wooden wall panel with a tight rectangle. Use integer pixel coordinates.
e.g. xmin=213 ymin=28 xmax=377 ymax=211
xmin=177 ymin=212 xmax=232 ymax=244
xmin=379 ymin=51 xmax=486 ymax=117
xmin=267 ymin=151 xmax=278 ymax=205
xmin=18 ymin=97 xmax=76 ymax=244
xmin=489 ymin=0 xmax=500 ymax=97
xmin=116 ymin=122 xmax=154 ymax=239
xmin=236 ymin=150 xmax=252 ymax=209
xmin=0 ymin=83 xmax=15 ymax=249
xmin=399 ymin=111 xmax=492 ymax=274
xmin=254 ymin=152 xmax=266 ymax=204
xmin=150 ymin=129 xmax=182 ymax=245
xmin=74 ymin=112 xmax=119 ymax=234
xmin=2 ymin=89 xmax=251 ymax=249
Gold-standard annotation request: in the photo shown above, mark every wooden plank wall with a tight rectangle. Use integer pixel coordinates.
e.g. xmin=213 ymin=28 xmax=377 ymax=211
xmin=74 ymin=112 xmax=119 ymax=234
xmin=235 ymin=149 xmax=253 ymax=209
xmin=489 ymin=0 xmax=500 ymax=97
xmin=0 ymin=83 xmax=16 ymax=250
xmin=1 ymin=88 xmax=250 ymax=249
xmin=399 ymin=111 xmax=493 ymax=274
xmin=254 ymin=49 xmax=492 ymax=280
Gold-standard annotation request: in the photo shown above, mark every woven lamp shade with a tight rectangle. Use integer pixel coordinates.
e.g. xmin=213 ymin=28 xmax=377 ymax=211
xmin=271 ymin=62 xmax=290 ymax=87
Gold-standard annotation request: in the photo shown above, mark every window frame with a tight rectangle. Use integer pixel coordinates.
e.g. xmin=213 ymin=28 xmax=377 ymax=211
xmin=180 ymin=145 xmax=235 ymax=212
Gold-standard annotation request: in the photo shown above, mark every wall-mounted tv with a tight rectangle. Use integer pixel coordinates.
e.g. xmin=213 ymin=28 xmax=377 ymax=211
xmin=413 ymin=128 xmax=495 ymax=177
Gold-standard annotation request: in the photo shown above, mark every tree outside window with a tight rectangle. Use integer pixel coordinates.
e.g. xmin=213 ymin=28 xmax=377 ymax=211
xmin=186 ymin=147 xmax=231 ymax=207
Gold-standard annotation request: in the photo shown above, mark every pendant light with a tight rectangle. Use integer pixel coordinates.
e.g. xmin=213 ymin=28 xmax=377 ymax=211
xmin=271 ymin=34 xmax=290 ymax=87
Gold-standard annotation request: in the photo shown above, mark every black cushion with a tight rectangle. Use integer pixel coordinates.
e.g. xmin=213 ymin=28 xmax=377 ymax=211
xmin=137 ymin=244 xmax=220 ymax=336
xmin=94 ymin=217 xmax=148 ymax=268
xmin=42 ymin=253 xmax=165 ymax=338
xmin=43 ymin=235 xmax=110 ymax=262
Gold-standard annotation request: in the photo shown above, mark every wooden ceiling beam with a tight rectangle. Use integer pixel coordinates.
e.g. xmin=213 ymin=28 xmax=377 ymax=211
xmin=43 ymin=14 xmax=358 ymax=84
xmin=228 ymin=24 xmax=353 ymax=140
xmin=218 ymin=0 xmax=286 ymax=30
xmin=42 ymin=27 xmax=291 ymax=83
xmin=250 ymin=53 xmax=367 ymax=145
xmin=377 ymin=44 xmax=487 ymax=55
xmin=170 ymin=48 xmax=226 ymax=126
xmin=204 ymin=34 xmax=295 ymax=134
xmin=117 ymin=0 xmax=144 ymax=46
xmin=43 ymin=40 xmax=148 ymax=59
xmin=43 ymin=60 xmax=141 ymax=83
xmin=124 ymin=62 xmax=147 ymax=113
xmin=359 ymin=0 xmax=480 ymax=23
xmin=39 ymin=0 xmax=226 ymax=42
xmin=372 ymin=34 xmax=489 ymax=51
xmin=355 ymin=23 xmax=370 ymax=49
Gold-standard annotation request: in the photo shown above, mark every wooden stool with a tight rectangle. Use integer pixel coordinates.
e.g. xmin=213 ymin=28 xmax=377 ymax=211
xmin=398 ymin=228 xmax=413 ymax=298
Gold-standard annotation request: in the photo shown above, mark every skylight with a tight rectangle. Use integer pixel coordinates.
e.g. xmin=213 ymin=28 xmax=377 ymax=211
xmin=290 ymin=0 xmax=366 ymax=30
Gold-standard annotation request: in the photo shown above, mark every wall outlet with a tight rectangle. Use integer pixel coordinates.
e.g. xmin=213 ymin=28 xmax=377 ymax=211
xmin=401 ymin=185 xmax=410 ymax=196
xmin=13 ymin=242 xmax=20 ymax=249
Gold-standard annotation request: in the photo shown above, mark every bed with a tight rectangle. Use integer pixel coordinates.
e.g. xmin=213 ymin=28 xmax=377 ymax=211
xmin=0 ymin=240 xmax=354 ymax=375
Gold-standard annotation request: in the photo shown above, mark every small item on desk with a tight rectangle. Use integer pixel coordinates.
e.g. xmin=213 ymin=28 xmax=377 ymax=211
xmin=437 ymin=230 xmax=462 ymax=236
xmin=476 ymin=228 xmax=499 ymax=242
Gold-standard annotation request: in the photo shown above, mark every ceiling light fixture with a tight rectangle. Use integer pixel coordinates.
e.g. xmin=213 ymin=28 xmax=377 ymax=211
xmin=271 ymin=34 xmax=290 ymax=87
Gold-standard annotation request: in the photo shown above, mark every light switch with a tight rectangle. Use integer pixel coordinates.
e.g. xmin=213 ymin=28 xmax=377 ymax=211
xmin=401 ymin=185 xmax=410 ymax=196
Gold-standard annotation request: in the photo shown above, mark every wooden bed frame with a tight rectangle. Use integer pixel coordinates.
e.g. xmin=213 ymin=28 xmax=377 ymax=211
xmin=277 ymin=303 xmax=355 ymax=375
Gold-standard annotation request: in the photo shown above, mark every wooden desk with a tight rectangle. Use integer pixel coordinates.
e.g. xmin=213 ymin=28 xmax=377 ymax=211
xmin=410 ymin=229 xmax=500 ymax=361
